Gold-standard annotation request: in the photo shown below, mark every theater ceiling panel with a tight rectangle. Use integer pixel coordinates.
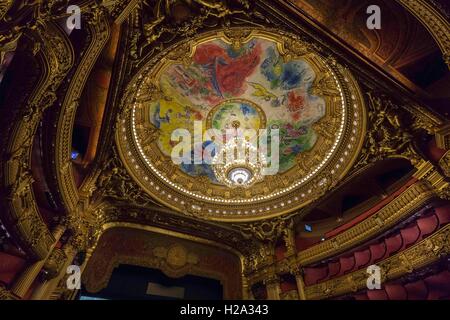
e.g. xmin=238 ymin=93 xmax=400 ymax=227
xmin=116 ymin=28 xmax=366 ymax=221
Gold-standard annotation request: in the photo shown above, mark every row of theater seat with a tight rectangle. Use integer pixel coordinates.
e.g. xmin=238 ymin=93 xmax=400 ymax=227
xmin=303 ymin=205 xmax=450 ymax=286
xmin=343 ymin=270 xmax=450 ymax=300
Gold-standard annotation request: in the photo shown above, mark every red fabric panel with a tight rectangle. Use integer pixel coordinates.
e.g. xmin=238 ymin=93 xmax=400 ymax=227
xmin=367 ymin=289 xmax=389 ymax=300
xmin=405 ymin=280 xmax=428 ymax=300
xmin=417 ymin=214 xmax=439 ymax=238
xmin=338 ymin=255 xmax=356 ymax=275
xmin=280 ymin=281 xmax=297 ymax=293
xmin=400 ymin=224 xmax=421 ymax=248
xmin=304 ymin=266 xmax=329 ymax=286
xmin=354 ymin=249 xmax=371 ymax=269
xmin=275 ymin=245 xmax=285 ymax=261
xmin=0 ymin=252 xmax=27 ymax=285
xmin=435 ymin=205 xmax=450 ymax=225
xmin=425 ymin=271 xmax=450 ymax=300
xmin=426 ymin=140 xmax=446 ymax=162
xmin=384 ymin=234 xmax=403 ymax=258
xmin=385 ymin=284 xmax=407 ymax=300
xmin=328 ymin=261 xmax=340 ymax=278
xmin=295 ymin=237 xmax=321 ymax=251
xmin=369 ymin=242 xmax=386 ymax=263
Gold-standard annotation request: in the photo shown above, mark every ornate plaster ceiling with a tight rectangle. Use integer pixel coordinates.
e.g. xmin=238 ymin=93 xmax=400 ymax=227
xmin=117 ymin=28 xmax=366 ymax=221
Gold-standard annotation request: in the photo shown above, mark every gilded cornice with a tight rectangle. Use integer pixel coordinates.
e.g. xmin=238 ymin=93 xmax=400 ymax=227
xmin=54 ymin=9 xmax=111 ymax=214
xmin=436 ymin=124 xmax=450 ymax=150
xmin=396 ymin=0 xmax=450 ymax=69
xmin=1 ymin=22 xmax=74 ymax=259
xmin=305 ymin=223 xmax=450 ymax=300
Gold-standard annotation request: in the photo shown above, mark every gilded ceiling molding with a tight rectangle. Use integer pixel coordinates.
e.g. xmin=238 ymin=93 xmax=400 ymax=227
xmin=354 ymin=92 xmax=426 ymax=171
xmin=0 ymin=285 xmax=16 ymax=300
xmin=103 ymin=0 xmax=141 ymax=24
xmin=0 ymin=0 xmax=12 ymax=20
xmin=55 ymin=8 xmax=111 ymax=215
xmin=439 ymin=151 xmax=450 ymax=178
xmin=1 ymin=22 xmax=74 ymax=259
xmin=305 ymin=223 xmax=450 ymax=300
xmin=403 ymin=103 xmax=444 ymax=136
xmin=414 ymin=160 xmax=449 ymax=194
xmin=0 ymin=1 xmax=93 ymax=49
xmin=396 ymin=0 xmax=450 ymax=69
xmin=436 ymin=124 xmax=450 ymax=150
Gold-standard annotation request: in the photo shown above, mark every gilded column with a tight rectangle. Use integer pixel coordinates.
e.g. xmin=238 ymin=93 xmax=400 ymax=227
xmin=283 ymin=219 xmax=297 ymax=257
xmin=264 ymin=275 xmax=281 ymax=300
xmin=30 ymin=244 xmax=78 ymax=300
xmin=294 ymin=269 xmax=307 ymax=300
xmin=11 ymin=225 xmax=65 ymax=298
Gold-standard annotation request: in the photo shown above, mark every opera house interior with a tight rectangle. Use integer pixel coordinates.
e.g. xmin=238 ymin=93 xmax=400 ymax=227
xmin=0 ymin=0 xmax=449 ymax=302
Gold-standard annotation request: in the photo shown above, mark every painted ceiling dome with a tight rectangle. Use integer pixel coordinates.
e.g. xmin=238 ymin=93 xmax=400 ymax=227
xmin=117 ymin=28 xmax=366 ymax=221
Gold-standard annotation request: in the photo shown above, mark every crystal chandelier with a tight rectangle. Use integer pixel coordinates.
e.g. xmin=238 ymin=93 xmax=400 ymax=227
xmin=212 ymin=137 xmax=267 ymax=188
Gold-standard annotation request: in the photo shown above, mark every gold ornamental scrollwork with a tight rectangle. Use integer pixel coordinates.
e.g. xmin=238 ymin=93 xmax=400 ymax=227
xmin=1 ymin=21 xmax=73 ymax=259
xmin=134 ymin=0 xmax=254 ymax=58
xmin=55 ymin=8 xmax=111 ymax=216
xmin=439 ymin=150 xmax=450 ymax=177
xmin=355 ymin=91 xmax=422 ymax=170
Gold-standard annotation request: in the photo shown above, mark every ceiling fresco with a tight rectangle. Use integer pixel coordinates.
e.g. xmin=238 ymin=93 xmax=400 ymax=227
xmin=149 ymin=36 xmax=326 ymax=181
xmin=117 ymin=28 xmax=366 ymax=221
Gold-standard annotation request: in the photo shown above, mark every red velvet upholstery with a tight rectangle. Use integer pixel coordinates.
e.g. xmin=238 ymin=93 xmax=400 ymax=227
xmin=435 ymin=205 xmax=450 ymax=225
xmin=303 ymin=205 xmax=450 ymax=286
xmin=342 ymin=271 xmax=450 ymax=300
xmin=424 ymin=272 xmax=450 ymax=300
xmin=385 ymin=284 xmax=407 ymax=300
xmin=304 ymin=265 xmax=329 ymax=286
xmin=370 ymin=242 xmax=387 ymax=263
xmin=367 ymin=290 xmax=389 ymax=300
xmin=0 ymin=252 xmax=26 ymax=285
xmin=400 ymin=224 xmax=421 ymax=249
xmin=405 ymin=280 xmax=428 ymax=300
xmin=384 ymin=234 xmax=403 ymax=258
xmin=417 ymin=214 xmax=439 ymax=238
xmin=338 ymin=256 xmax=356 ymax=275
xmin=354 ymin=249 xmax=371 ymax=269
